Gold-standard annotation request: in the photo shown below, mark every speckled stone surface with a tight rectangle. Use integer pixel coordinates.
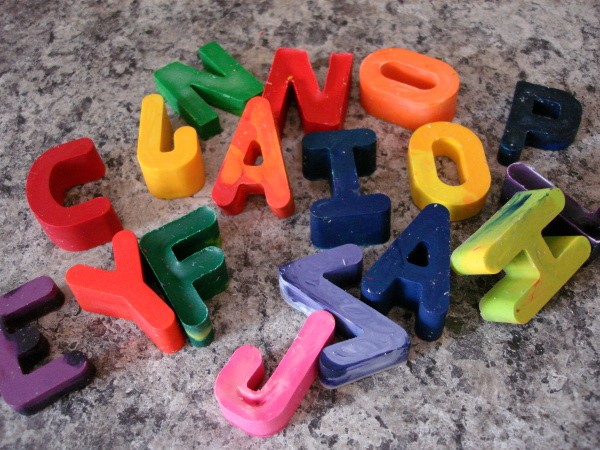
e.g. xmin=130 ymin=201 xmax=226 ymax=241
xmin=1 ymin=1 xmax=599 ymax=448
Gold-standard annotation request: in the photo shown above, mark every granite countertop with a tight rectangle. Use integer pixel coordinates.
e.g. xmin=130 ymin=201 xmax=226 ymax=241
xmin=1 ymin=1 xmax=598 ymax=448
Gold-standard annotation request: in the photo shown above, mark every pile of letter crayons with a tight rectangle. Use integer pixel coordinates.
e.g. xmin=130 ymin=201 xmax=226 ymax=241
xmin=2 ymin=41 xmax=597 ymax=438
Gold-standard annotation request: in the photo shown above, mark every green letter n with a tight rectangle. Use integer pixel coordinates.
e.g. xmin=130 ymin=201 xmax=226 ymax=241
xmin=154 ymin=41 xmax=264 ymax=140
